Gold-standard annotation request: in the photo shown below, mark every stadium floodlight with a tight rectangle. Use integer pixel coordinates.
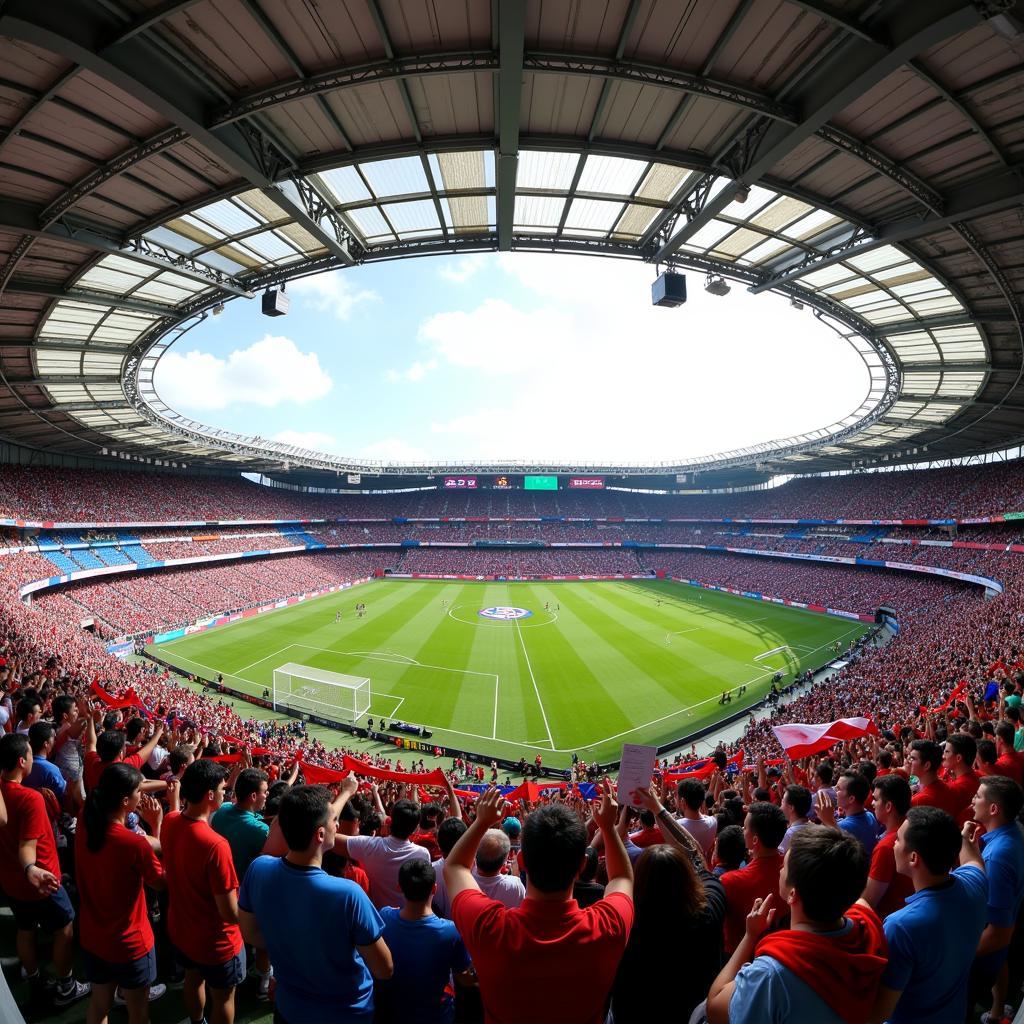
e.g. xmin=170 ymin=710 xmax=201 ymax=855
xmin=272 ymin=663 xmax=371 ymax=723
xmin=705 ymin=273 xmax=731 ymax=296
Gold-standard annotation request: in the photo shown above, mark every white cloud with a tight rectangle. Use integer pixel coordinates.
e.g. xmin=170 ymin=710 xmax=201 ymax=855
xmin=359 ymin=438 xmax=432 ymax=463
xmin=287 ymin=269 xmax=378 ymax=320
xmin=438 ymin=253 xmax=488 ymax=283
xmin=385 ymin=359 xmax=437 ymax=383
xmin=272 ymin=430 xmax=337 ymax=452
xmin=155 ymin=334 xmax=332 ymax=411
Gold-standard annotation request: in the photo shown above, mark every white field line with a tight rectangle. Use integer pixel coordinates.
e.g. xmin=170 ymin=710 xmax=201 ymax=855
xmin=514 ymin=612 xmax=554 ymax=748
xmin=755 ymin=645 xmax=789 ymax=661
xmin=492 ymin=675 xmax=499 ymax=740
xmin=237 ymin=645 xmax=293 ymax=675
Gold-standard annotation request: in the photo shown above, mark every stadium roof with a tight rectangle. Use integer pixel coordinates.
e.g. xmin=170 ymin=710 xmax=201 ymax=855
xmin=0 ymin=0 xmax=1022 ymax=486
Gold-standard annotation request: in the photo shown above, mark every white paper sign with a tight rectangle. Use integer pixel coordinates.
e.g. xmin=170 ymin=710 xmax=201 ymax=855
xmin=617 ymin=743 xmax=658 ymax=808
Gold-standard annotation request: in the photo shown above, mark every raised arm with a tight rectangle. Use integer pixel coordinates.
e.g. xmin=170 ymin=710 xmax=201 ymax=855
xmin=594 ymin=778 xmax=633 ymax=898
xmin=443 ymin=787 xmax=507 ymax=902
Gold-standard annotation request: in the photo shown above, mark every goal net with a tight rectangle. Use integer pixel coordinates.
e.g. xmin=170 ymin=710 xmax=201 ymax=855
xmin=272 ymin=662 xmax=371 ymax=723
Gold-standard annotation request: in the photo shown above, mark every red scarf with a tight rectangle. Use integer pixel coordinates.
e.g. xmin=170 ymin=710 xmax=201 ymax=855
xmin=754 ymin=904 xmax=887 ymax=1023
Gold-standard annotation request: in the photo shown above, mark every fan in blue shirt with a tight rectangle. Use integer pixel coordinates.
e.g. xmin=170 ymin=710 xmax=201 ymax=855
xmin=873 ymin=806 xmax=988 ymax=1024
xmin=836 ymin=772 xmax=879 ymax=856
xmin=238 ymin=781 xmax=393 ymax=1024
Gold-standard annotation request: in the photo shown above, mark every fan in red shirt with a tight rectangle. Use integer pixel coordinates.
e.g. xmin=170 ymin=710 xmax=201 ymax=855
xmin=862 ymin=775 xmax=914 ymax=918
xmin=83 ymin=718 xmax=166 ymax=794
xmin=941 ymin=735 xmax=981 ymax=824
xmin=446 ymin=781 xmax=633 ymax=1024
xmin=993 ymin=722 xmax=1024 ymax=785
xmin=720 ymin=802 xmax=788 ymax=953
xmin=161 ymin=759 xmax=245 ymax=1024
xmin=0 ymin=733 xmax=89 ymax=1008
xmin=908 ymin=740 xmax=961 ymax=816
xmin=76 ymin=762 xmax=166 ymax=1020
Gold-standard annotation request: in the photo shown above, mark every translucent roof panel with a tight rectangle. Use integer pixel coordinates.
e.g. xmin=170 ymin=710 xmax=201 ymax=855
xmin=318 ymin=166 xmax=373 ymax=205
xmin=346 ymin=206 xmax=395 ymax=243
xmin=564 ymin=198 xmax=624 ymax=234
xmin=576 ymin=155 xmax=648 ymax=196
xmin=636 ymin=163 xmax=691 ymax=204
xmin=190 ymin=198 xmax=263 ymax=235
xmin=359 ymin=156 xmax=430 ymax=198
xmin=515 ymin=194 xmax=564 ymax=232
xmin=381 ymin=200 xmax=442 ymax=235
xmin=431 ymin=151 xmax=490 ymax=192
xmin=518 ymin=150 xmax=579 ymax=190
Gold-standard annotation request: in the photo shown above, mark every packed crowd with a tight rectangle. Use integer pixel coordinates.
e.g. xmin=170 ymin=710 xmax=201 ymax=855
xmin=4 ymin=461 xmax=1024 ymax=524
xmin=396 ymin=548 xmax=644 ymax=578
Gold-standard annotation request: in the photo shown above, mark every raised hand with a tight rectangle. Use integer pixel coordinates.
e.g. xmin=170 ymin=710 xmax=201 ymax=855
xmin=744 ymin=894 xmax=776 ymax=941
xmin=473 ymin=786 xmax=508 ymax=829
xmin=593 ymin=777 xmax=620 ymax=831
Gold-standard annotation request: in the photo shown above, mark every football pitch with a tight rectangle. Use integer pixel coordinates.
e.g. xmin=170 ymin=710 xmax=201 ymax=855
xmin=147 ymin=579 xmax=868 ymax=767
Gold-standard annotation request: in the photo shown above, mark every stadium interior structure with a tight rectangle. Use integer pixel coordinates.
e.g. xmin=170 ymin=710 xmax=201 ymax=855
xmin=2 ymin=1 xmax=1024 ymax=1022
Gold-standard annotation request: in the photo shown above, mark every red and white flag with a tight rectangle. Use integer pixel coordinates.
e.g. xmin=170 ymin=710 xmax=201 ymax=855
xmin=772 ymin=717 xmax=877 ymax=759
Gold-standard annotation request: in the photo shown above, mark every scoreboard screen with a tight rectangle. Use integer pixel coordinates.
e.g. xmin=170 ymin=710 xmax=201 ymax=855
xmin=524 ymin=475 xmax=558 ymax=491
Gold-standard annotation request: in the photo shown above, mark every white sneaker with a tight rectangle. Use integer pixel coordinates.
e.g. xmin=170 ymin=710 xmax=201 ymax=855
xmin=257 ymin=969 xmax=273 ymax=1001
xmin=113 ymin=982 xmax=166 ymax=1005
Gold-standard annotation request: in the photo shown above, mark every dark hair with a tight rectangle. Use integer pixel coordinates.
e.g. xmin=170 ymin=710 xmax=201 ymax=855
xmin=902 ymin=806 xmax=960 ymax=875
xmin=746 ymin=802 xmax=787 ymax=849
xmin=360 ymin=811 xmax=383 ymax=836
xmin=945 ymin=733 xmax=977 ymax=765
xmin=910 ymin=739 xmax=942 ymax=774
xmin=979 ymin=775 xmax=1024 ymax=822
xmin=264 ymin=779 xmax=291 ymax=817
xmin=51 ymin=695 xmax=75 ymax=725
xmin=398 ymin=858 xmax=436 ymax=902
xmin=995 ymin=721 xmax=1015 ymax=747
xmin=96 ymin=729 xmax=126 ymax=763
xmin=815 ymin=763 xmax=834 ymax=785
xmin=715 ymin=824 xmax=747 ymax=870
xmin=878 ymin=749 xmax=894 ymax=768
xmin=15 ymin=696 xmax=40 ymax=722
xmin=0 ymin=732 xmax=30 ymax=771
xmin=85 ymin=763 xmax=143 ymax=853
xmin=419 ymin=802 xmax=442 ymax=828
xmin=977 ymin=738 xmax=997 ymax=766
xmin=873 ymin=774 xmax=912 ymax=816
xmin=522 ymin=804 xmax=587 ymax=893
xmin=234 ymin=768 xmax=268 ymax=805
xmin=437 ymin=817 xmax=467 ymax=857
xmin=784 ymin=785 xmax=812 ymax=818
xmin=278 ymin=785 xmax=331 ymax=850
xmin=28 ymin=721 xmax=54 ymax=755
xmin=168 ymin=748 xmax=191 ymax=775
xmin=677 ymin=779 xmax=706 ymax=812
xmin=857 ymin=760 xmax=877 ymax=784
xmin=389 ymin=799 xmax=421 ymax=840
xmin=639 ymin=808 xmax=655 ymax=828
xmin=633 ymin=846 xmax=706 ymax=932
xmin=579 ymin=846 xmax=599 ymax=883
xmin=786 ymin=825 xmax=867 ymax=923
xmin=839 ymin=772 xmax=869 ymax=805
xmin=180 ymin=758 xmax=227 ymax=804
xmin=124 ymin=717 xmax=146 ymax=743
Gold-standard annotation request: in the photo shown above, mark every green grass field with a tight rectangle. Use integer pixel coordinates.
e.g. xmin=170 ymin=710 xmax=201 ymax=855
xmin=146 ymin=578 xmax=867 ymax=767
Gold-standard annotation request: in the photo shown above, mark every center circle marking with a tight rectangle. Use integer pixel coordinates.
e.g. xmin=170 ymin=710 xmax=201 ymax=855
xmin=478 ymin=606 xmax=533 ymax=621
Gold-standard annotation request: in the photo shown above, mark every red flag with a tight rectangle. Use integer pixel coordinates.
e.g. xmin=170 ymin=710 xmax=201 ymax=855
xmin=920 ymin=680 xmax=967 ymax=715
xmin=772 ymin=718 xmax=877 ymax=759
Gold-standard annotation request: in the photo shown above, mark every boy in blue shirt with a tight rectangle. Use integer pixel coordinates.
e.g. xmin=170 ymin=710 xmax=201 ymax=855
xmin=872 ymin=805 xmax=987 ymax=1024
xmin=376 ymin=859 xmax=472 ymax=1024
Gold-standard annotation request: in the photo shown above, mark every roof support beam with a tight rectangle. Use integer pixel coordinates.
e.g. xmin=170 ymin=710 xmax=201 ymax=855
xmin=496 ymin=0 xmax=526 ymax=251
xmin=872 ymin=311 xmax=1019 ymax=337
xmin=5 ymin=278 xmax=176 ymax=317
xmin=0 ymin=0 xmax=355 ymax=266
xmin=750 ymin=166 xmax=1024 ymax=293
xmin=0 ymin=198 xmax=253 ymax=298
xmin=653 ymin=0 xmax=985 ymax=261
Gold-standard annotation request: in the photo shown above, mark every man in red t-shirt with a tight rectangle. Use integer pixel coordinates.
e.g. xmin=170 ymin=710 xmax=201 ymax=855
xmin=941 ymin=734 xmax=980 ymax=824
xmin=908 ymin=740 xmax=959 ymax=816
xmin=862 ymin=774 xmax=914 ymax=919
xmin=161 ymin=758 xmax=244 ymax=1024
xmin=993 ymin=721 xmax=1023 ymax=785
xmin=720 ymin=801 xmax=788 ymax=953
xmin=83 ymin=718 xmax=166 ymax=793
xmin=446 ymin=780 xmax=633 ymax=1024
xmin=0 ymin=733 xmax=89 ymax=1008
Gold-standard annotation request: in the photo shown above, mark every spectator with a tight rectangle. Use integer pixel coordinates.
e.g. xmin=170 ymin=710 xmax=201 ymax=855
xmin=431 ymin=817 xmax=468 ymax=919
xmin=411 ymin=802 xmax=444 ymax=861
xmin=705 ymin=825 xmax=887 ymax=1023
xmin=627 ymin=807 xmax=663 ymax=848
xmin=84 ymin=720 xmax=166 ymax=794
xmin=24 ymin=722 xmax=66 ymax=804
xmin=161 ymin=759 xmax=244 ymax=1024
xmin=211 ymin=767 xmax=270 ymax=880
xmin=445 ymin=782 xmax=633 ymax=1024
xmin=778 ymin=784 xmax=811 ymax=854
xmin=872 ymin=806 xmax=987 ymax=1024
xmin=942 ymin=733 xmax=980 ymax=824
xmin=610 ymin=787 xmax=725 ymax=1022
xmin=51 ymin=694 xmax=87 ymax=811
xmin=863 ymin=774 xmax=915 ymax=919
xmin=720 ymin=802 xmax=787 ymax=953
xmin=835 ymin=772 xmax=879 ymax=856
xmin=971 ymin=775 xmax=1024 ymax=1024
xmin=712 ymin=824 xmax=747 ymax=878
xmin=472 ymin=829 xmax=525 ymax=909
xmin=376 ymin=859 xmax=472 ymax=1024
xmin=336 ymin=798 xmax=431 ymax=909
xmin=993 ymin=723 xmax=1023 ymax=785
xmin=909 ymin=740 xmax=959 ymax=816
xmin=239 ymin=780 xmax=392 ymax=1023
xmin=571 ymin=847 xmax=605 ymax=909
xmin=676 ymin=779 xmax=718 ymax=861
xmin=77 ymin=762 xmax=167 ymax=1023
xmin=0 ymin=732 xmax=88 ymax=1008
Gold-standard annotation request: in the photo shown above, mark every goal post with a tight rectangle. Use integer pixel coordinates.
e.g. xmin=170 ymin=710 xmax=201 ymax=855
xmin=272 ymin=662 xmax=371 ymax=723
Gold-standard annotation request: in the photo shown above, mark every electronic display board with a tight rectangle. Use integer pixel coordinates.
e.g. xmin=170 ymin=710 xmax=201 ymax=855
xmin=524 ymin=475 xmax=558 ymax=490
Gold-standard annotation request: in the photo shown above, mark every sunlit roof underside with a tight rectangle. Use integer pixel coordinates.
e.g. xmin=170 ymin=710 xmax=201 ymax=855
xmin=0 ymin=0 xmax=1022 ymax=484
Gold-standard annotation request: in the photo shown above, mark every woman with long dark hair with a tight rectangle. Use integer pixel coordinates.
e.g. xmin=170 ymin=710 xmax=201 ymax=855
xmin=75 ymin=762 xmax=165 ymax=1024
xmin=609 ymin=789 xmax=726 ymax=1023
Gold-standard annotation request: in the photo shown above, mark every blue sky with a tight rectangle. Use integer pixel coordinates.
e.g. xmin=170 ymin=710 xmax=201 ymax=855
xmin=154 ymin=252 xmax=869 ymax=464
